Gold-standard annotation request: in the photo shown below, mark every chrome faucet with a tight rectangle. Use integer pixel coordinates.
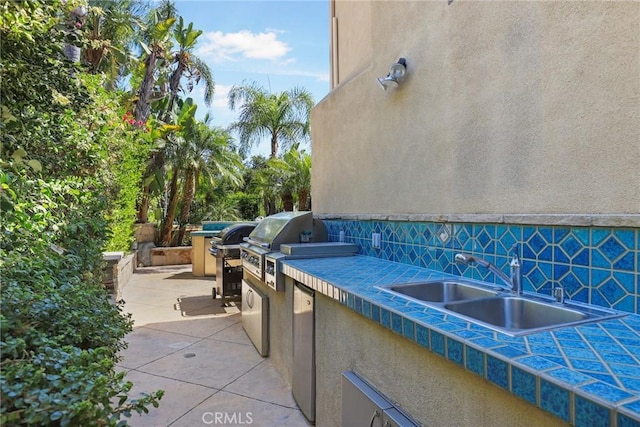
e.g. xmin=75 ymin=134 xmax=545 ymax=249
xmin=509 ymin=244 xmax=522 ymax=295
xmin=455 ymin=244 xmax=523 ymax=294
xmin=553 ymin=284 xmax=565 ymax=303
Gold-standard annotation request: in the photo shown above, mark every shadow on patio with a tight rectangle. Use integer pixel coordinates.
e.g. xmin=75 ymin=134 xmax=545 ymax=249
xmin=117 ymin=265 xmax=309 ymax=426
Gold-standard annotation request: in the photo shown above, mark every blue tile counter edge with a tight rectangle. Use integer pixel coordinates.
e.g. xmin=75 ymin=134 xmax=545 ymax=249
xmin=282 ymin=255 xmax=640 ymax=426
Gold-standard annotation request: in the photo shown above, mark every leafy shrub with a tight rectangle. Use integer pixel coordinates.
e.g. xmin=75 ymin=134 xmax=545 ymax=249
xmin=1 ymin=1 xmax=162 ymax=425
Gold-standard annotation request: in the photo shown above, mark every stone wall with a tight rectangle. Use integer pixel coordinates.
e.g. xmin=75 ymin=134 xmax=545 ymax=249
xmin=150 ymin=246 xmax=192 ymax=266
xmin=103 ymin=252 xmax=135 ymax=301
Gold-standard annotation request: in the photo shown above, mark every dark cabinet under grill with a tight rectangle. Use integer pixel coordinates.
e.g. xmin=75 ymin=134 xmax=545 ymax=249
xmin=209 ymin=223 xmax=256 ymax=306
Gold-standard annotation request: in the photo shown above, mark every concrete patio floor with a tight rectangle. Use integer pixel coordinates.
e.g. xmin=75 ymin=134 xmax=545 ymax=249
xmin=118 ymin=265 xmax=309 ymax=426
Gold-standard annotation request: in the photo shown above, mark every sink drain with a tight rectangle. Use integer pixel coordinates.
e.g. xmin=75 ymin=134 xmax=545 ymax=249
xmin=183 ymin=353 xmax=196 ymax=358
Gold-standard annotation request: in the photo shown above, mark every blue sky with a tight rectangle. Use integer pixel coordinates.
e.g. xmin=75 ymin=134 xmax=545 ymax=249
xmin=173 ymin=1 xmax=331 ymax=157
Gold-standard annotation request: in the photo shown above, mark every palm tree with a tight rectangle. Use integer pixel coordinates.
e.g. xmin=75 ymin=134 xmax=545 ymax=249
xmin=136 ymin=11 xmax=216 ymax=224
xmin=284 ymin=145 xmax=312 ymax=210
xmin=267 ymin=144 xmax=312 ymax=211
xmin=159 ymin=108 xmax=243 ymax=246
xmin=133 ymin=2 xmax=176 ymax=124
xmin=174 ymin=122 xmax=243 ymax=244
xmin=158 ymin=98 xmax=198 ymax=245
xmin=227 ymin=82 xmax=314 ymax=159
xmin=165 ymin=16 xmax=214 ymax=117
xmin=83 ymin=0 xmax=147 ymax=88
xmin=253 ymin=163 xmax=283 ymax=215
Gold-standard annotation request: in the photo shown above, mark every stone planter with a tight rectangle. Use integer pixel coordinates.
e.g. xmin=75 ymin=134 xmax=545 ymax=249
xmin=150 ymin=246 xmax=192 ymax=266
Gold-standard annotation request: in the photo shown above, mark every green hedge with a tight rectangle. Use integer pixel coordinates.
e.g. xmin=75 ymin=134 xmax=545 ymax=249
xmin=1 ymin=1 xmax=162 ymax=425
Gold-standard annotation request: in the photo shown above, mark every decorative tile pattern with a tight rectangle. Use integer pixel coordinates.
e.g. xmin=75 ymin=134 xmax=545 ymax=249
xmin=618 ymin=411 xmax=640 ymax=427
xmin=431 ymin=331 xmax=445 ymax=356
xmin=512 ymin=367 xmax=537 ymax=405
xmin=487 ymin=355 xmax=509 ymax=390
xmin=446 ymin=338 xmax=463 ymax=365
xmin=370 ymin=304 xmax=380 ymax=322
xmin=517 ymin=355 xmax=561 ymax=372
xmin=325 ymin=220 xmax=639 ymax=314
xmin=578 ymin=381 xmax=636 ymax=403
xmin=416 ymin=324 xmax=429 ymax=348
xmin=545 ymin=367 xmax=594 ymax=386
xmin=391 ymin=312 xmax=403 ymax=335
xmin=380 ymin=308 xmax=391 ymax=329
xmin=465 ymin=346 xmax=485 ymax=376
xmin=282 ymin=254 xmax=640 ymax=426
xmin=402 ymin=317 xmax=415 ymax=340
xmin=575 ymin=395 xmax=610 ymax=427
xmin=540 ymin=379 xmax=571 ymax=423
xmin=618 ymin=400 xmax=640 ymax=427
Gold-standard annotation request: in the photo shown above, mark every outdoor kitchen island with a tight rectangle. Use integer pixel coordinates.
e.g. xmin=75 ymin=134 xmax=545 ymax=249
xmin=265 ymin=255 xmax=640 ymax=427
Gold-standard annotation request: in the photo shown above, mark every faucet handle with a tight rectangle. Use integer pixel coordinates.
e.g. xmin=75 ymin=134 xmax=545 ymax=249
xmin=509 ymin=243 xmax=522 ymax=295
xmin=553 ymin=284 xmax=565 ymax=303
xmin=509 ymin=243 xmax=521 ymax=267
xmin=510 ymin=243 xmax=520 ymax=258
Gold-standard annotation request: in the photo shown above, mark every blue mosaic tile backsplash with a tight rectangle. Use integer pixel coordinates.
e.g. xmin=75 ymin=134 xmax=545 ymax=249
xmin=324 ymin=220 xmax=639 ymax=314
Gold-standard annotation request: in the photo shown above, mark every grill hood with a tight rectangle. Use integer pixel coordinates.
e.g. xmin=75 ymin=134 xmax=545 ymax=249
xmin=245 ymin=211 xmax=326 ymax=251
xmin=212 ymin=223 xmax=257 ymax=246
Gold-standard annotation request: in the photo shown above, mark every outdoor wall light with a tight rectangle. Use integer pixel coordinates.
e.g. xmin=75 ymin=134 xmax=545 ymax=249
xmin=377 ymin=58 xmax=407 ymax=91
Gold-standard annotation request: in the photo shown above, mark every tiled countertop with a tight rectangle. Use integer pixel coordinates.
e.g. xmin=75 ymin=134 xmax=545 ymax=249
xmin=282 ymin=255 xmax=640 ymax=427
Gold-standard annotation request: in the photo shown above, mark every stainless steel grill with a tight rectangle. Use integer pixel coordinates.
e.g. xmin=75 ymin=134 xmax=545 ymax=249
xmin=209 ymin=223 xmax=256 ymax=305
xmin=240 ymin=211 xmax=327 ymax=283
xmin=264 ymin=242 xmax=358 ymax=291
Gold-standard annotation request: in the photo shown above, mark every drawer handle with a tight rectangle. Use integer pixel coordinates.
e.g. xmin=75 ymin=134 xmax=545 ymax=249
xmin=369 ymin=409 xmax=380 ymax=427
xmin=246 ymin=289 xmax=254 ymax=308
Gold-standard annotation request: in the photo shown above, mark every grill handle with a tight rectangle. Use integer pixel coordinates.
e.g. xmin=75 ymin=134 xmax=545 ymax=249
xmin=245 ymin=238 xmax=270 ymax=249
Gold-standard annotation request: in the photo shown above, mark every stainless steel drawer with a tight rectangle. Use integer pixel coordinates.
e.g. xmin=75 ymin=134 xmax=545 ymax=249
xmin=241 ymin=279 xmax=268 ymax=356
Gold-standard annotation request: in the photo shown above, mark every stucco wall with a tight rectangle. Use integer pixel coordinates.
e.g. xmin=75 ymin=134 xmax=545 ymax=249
xmin=263 ymin=276 xmax=566 ymax=426
xmin=332 ymin=0 xmax=372 ymax=85
xmin=315 ymin=292 xmax=566 ymax=427
xmin=313 ymin=1 xmax=639 ymax=216
xmin=263 ymin=277 xmax=294 ymax=384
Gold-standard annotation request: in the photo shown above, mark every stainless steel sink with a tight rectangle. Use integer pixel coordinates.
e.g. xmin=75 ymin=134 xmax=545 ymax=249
xmin=444 ymin=296 xmax=625 ymax=335
xmin=388 ymin=280 xmax=499 ymax=303
xmin=378 ymin=279 xmax=627 ymax=336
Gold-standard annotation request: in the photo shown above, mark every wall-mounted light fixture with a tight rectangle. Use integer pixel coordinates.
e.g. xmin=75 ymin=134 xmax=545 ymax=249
xmin=377 ymin=58 xmax=407 ymax=91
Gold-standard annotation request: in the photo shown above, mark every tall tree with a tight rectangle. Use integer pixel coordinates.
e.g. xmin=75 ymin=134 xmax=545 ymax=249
xmin=165 ymin=16 xmax=214 ymax=117
xmin=83 ymin=0 xmax=147 ymax=88
xmin=135 ymin=10 xmax=216 ymax=224
xmin=283 ymin=145 xmax=312 ymax=210
xmin=158 ymin=98 xmax=197 ymax=246
xmin=174 ymin=120 xmax=242 ymax=244
xmin=267 ymin=144 xmax=312 ymax=211
xmin=252 ymin=158 xmax=284 ymax=215
xmin=133 ymin=1 xmax=176 ymax=223
xmin=132 ymin=2 xmax=176 ymax=124
xmin=159 ymin=108 xmax=242 ymax=246
xmin=227 ymin=82 xmax=314 ymax=158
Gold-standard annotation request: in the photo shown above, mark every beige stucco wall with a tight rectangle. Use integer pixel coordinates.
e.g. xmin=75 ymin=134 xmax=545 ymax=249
xmin=312 ymin=1 xmax=640 ymax=216
xmin=262 ymin=276 xmax=294 ymax=384
xmin=265 ymin=276 xmax=565 ymax=425
xmin=314 ymin=292 xmax=566 ymax=427
xmin=332 ymin=0 xmax=372 ymax=86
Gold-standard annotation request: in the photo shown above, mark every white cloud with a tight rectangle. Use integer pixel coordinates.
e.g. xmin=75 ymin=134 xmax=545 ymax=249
xmin=197 ymin=30 xmax=291 ymax=62
xmin=249 ymin=67 xmax=329 ymax=83
xmin=211 ymin=84 xmax=232 ymax=109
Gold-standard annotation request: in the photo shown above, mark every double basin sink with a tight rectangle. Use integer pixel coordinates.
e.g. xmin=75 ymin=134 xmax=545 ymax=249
xmin=378 ymin=279 xmax=626 ymax=336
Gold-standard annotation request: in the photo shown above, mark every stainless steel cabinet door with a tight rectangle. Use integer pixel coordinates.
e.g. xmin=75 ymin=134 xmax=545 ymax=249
xmin=293 ymin=282 xmax=315 ymax=423
xmin=241 ymin=280 xmax=268 ymax=356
